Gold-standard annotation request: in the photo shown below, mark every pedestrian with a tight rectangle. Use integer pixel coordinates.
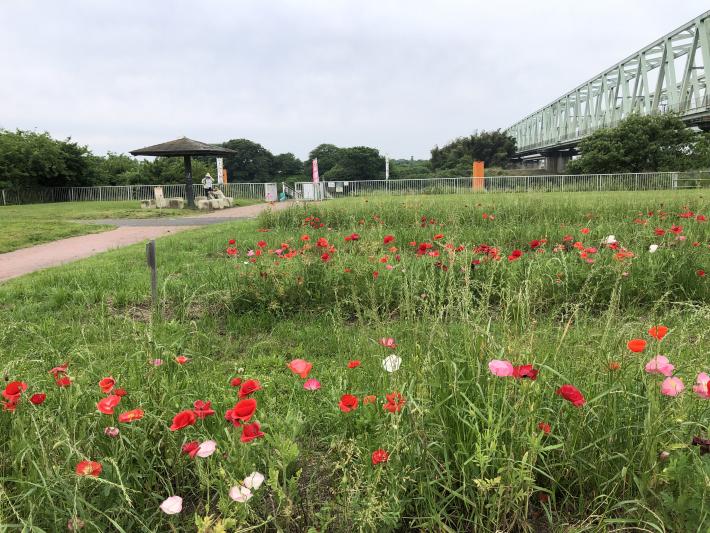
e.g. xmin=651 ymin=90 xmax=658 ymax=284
xmin=202 ymin=173 xmax=214 ymax=198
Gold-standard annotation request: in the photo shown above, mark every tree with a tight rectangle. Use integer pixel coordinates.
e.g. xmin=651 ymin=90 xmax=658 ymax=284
xmin=430 ymin=130 xmax=516 ymax=173
xmin=303 ymin=144 xmax=385 ymax=180
xmin=304 ymin=144 xmax=342 ymax=178
xmin=567 ymin=114 xmax=705 ymax=174
xmin=272 ymin=152 xmax=303 ymax=177
xmin=221 ymin=139 xmax=275 ymax=182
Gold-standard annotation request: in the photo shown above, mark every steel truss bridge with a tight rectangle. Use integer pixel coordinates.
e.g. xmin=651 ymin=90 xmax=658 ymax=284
xmin=505 ymin=11 xmax=710 ymax=171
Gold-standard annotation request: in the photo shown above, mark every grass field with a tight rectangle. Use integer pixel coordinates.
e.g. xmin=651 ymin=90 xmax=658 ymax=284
xmin=0 ymin=199 xmax=259 ymax=253
xmin=0 ymin=191 xmax=708 ymax=532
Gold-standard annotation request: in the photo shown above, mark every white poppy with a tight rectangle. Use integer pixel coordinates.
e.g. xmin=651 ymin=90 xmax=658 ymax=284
xmin=382 ymin=354 xmax=402 ymax=373
xmin=229 ymin=484 xmax=252 ymax=503
xmin=243 ymin=471 xmax=265 ymax=490
xmin=196 ymin=440 xmax=216 ymax=458
xmin=648 ymin=244 xmax=659 ymax=253
xmin=159 ymin=496 xmax=183 ymax=515
xmin=603 ymin=235 xmax=617 ymax=245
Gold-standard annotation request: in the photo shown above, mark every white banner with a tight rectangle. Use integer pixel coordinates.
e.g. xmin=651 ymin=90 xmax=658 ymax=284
xmin=216 ymin=158 xmax=224 ymax=185
xmin=385 ymin=156 xmax=389 ymax=180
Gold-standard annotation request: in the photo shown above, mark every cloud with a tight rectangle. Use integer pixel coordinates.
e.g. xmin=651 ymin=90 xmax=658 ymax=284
xmin=1 ymin=0 xmax=707 ymax=159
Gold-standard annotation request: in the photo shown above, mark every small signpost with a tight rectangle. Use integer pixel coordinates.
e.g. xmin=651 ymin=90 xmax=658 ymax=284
xmin=146 ymin=240 xmax=158 ymax=306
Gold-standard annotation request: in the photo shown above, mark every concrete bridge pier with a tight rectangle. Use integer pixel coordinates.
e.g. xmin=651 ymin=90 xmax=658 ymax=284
xmin=542 ymin=150 xmax=574 ymax=173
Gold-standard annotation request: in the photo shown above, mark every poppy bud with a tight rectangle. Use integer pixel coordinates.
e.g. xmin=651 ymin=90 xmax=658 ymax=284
xmin=658 ymin=451 xmax=670 ymax=462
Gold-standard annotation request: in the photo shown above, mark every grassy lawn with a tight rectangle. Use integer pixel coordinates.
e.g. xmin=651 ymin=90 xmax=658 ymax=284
xmin=0 ymin=191 xmax=708 ymax=531
xmin=0 ymin=199 xmax=260 ymax=253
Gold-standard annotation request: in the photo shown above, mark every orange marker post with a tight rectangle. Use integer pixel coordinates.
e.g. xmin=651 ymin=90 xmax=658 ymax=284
xmin=472 ymin=161 xmax=485 ymax=191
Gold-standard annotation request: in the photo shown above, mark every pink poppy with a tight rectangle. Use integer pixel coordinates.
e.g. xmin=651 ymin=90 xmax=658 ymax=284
xmin=287 ymin=359 xmax=313 ymax=379
xmin=692 ymin=372 xmax=710 ymax=399
xmin=660 ymin=377 xmax=684 ymax=397
xmin=303 ymin=379 xmax=321 ymax=391
xmin=488 ymin=359 xmax=514 ymax=377
xmin=379 ymin=337 xmax=397 ymax=349
xmin=644 ymin=356 xmax=675 ymax=377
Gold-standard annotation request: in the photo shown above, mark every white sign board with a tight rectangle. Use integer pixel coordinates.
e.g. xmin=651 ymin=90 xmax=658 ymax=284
xmin=216 ymin=158 xmax=224 ymax=184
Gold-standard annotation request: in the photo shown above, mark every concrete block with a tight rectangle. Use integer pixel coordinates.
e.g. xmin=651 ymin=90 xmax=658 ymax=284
xmin=141 ymin=199 xmax=155 ymax=209
xmin=167 ymin=198 xmax=184 ymax=209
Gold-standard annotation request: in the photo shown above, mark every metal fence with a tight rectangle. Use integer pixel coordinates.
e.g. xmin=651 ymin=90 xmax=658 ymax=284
xmin=0 ymin=182 xmax=275 ymax=205
xmin=290 ymin=171 xmax=710 ymax=200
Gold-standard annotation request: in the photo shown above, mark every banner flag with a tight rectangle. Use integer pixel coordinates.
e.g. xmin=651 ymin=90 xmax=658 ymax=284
xmin=312 ymin=159 xmax=320 ymax=183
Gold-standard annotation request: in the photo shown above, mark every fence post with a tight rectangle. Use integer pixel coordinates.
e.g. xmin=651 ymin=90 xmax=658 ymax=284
xmin=1 ymin=190 xmax=5 ymax=206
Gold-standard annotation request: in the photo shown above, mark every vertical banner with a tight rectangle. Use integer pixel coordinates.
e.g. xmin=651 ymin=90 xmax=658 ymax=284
xmin=312 ymin=158 xmax=319 ymax=183
xmin=216 ymin=158 xmax=224 ymax=185
xmin=222 ymin=168 xmax=228 ymax=184
xmin=385 ymin=156 xmax=390 ymax=180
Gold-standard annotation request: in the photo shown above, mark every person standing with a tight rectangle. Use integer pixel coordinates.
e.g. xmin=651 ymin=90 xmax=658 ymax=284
xmin=201 ymin=173 xmax=214 ymax=198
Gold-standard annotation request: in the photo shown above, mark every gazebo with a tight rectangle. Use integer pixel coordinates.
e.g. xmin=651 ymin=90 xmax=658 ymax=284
xmin=130 ymin=137 xmax=236 ymax=208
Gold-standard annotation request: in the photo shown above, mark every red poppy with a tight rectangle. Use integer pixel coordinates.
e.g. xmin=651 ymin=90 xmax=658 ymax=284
xmin=193 ymin=400 xmax=216 ymax=419
xmin=97 ymin=395 xmax=121 ymax=415
xmin=55 ymin=376 xmax=71 ymax=387
xmin=338 ymin=394 xmax=359 ymax=412
xmin=580 ymin=228 xmax=590 ymax=234
xmin=698 ymin=270 xmax=706 ymax=277
xmin=363 ymin=395 xmax=376 ymax=405
xmin=75 ymin=460 xmax=102 ymax=477
xmin=347 ymin=360 xmax=361 ymax=369
xmin=118 ymin=409 xmax=144 ymax=423
xmin=316 ymin=237 xmax=329 ymax=248
xmin=537 ymin=422 xmax=551 ymax=434
xmin=287 ymin=359 xmax=313 ymax=378
xmin=654 ymin=228 xmax=666 ymax=236
xmin=648 ymin=325 xmax=668 ymax=341
xmin=372 ymin=271 xmax=379 ymax=279
xmin=2 ymin=399 xmax=18 ymax=412
xmin=609 ymin=361 xmax=621 ymax=371
xmin=507 ymin=249 xmax=523 ymax=262
xmin=175 ymin=355 xmax=190 ymax=364
xmin=433 ymin=233 xmax=444 ymax=240
xmin=2 ymin=381 xmax=27 ymax=401
xmin=344 ymin=233 xmax=360 ymax=241
xmin=225 ymin=398 xmax=257 ymax=423
xmin=29 ymin=393 xmax=46 ymax=405
xmin=556 ymin=384 xmax=586 ymax=407
xmin=98 ymin=377 xmax=115 ymax=394
xmin=300 ymin=234 xmax=310 ymax=241
xmin=512 ymin=364 xmax=539 ymax=380
xmin=371 ymin=449 xmax=389 ymax=465
xmin=670 ymin=225 xmax=683 ymax=234
xmin=114 ymin=388 xmax=127 ymax=397
xmin=529 ymin=239 xmax=542 ymax=250
xmin=383 ymin=392 xmax=405 ymax=413
xmin=627 ymin=339 xmax=647 ymax=353
xmin=321 ymin=252 xmax=330 ymax=262
xmin=170 ymin=409 xmax=197 ymax=431
xmin=256 ymin=240 xmax=267 ymax=248
xmin=182 ymin=441 xmax=200 ymax=458
xmin=228 ymin=239 xmax=236 ymax=245
xmin=226 ymin=247 xmax=238 ymax=256
xmin=239 ymin=379 xmax=261 ymax=398
xmin=383 ymin=235 xmax=395 ymax=244
xmin=230 ymin=377 xmax=242 ymax=387
xmin=241 ymin=422 xmax=265 ymax=442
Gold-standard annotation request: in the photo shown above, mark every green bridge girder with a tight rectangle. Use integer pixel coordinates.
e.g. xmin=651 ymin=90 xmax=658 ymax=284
xmin=506 ymin=10 xmax=710 ymax=155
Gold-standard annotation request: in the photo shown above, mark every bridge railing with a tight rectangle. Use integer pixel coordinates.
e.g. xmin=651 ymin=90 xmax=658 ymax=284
xmin=293 ymin=171 xmax=710 ymax=199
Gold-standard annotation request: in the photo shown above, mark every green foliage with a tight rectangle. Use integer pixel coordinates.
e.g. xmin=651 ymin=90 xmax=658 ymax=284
xmin=431 ymin=130 xmax=517 ymax=173
xmin=303 ymin=144 xmax=385 ymax=181
xmin=567 ymin=113 xmax=709 ymax=174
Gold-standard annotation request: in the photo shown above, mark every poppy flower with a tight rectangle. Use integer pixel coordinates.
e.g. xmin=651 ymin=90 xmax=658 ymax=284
xmin=603 ymin=235 xmax=617 ymax=245
xmin=229 ymin=485 xmax=253 ymax=502
xmin=97 ymin=395 xmax=121 ymax=415
xmin=55 ymin=376 xmax=71 ymax=387
xmin=303 ymin=378 xmax=321 ymax=391
xmin=512 ymin=364 xmax=538 ymax=380
xmin=226 ymin=398 xmax=257 ymax=423
xmin=300 ymin=234 xmax=310 ymax=241
xmin=256 ymin=240 xmax=267 ymax=248
xmin=316 ymin=237 xmax=329 ymax=248
xmin=670 ymin=225 xmax=683 ymax=234
xmin=382 ymin=354 xmax=402 ymax=372
xmin=29 ymin=393 xmax=46 ymax=405
xmin=114 ymin=388 xmax=127 ymax=397
xmin=371 ymin=449 xmax=389 ymax=465
xmin=150 ymin=359 xmax=164 ymax=367
xmin=691 ymin=372 xmax=710 ymax=399
xmin=556 ymin=384 xmax=586 ymax=407
xmin=383 ymin=392 xmax=405 ymax=413
xmin=75 ymin=460 xmax=102 ymax=477
xmin=226 ymin=247 xmax=238 ymax=256
xmin=241 ymin=422 xmax=265 ymax=442
xmin=243 ymin=471 xmax=265 ymax=490
xmin=347 ymin=360 xmax=361 ymax=369
xmin=338 ymin=394 xmax=359 ymax=412
xmin=648 ymin=325 xmax=668 ymax=340
xmin=363 ymin=395 xmax=376 ymax=405
xmin=230 ymin=377 xmax=242 ymax=387
xmin=321 ymin=252 xmax=331 ymax=262
xmin=609 ymin=361 xmax=621 ymax=371
xmin=287 ymin=359 xmax=313 ymax=379
xmin=433 ymin=233 xmax=444 ymax=240
xmin=104 ymin=426 xmax=119 ymax=438
xmin=98 ymin=377 xmax=115 ymax=394
xmin=48 ymin=363 xmax=69 ymax=376
xmin=2 ymin=381 xmax=27 ymax=401
xmin=175 ymin=355 xmax=190 ymax=365
xmin=118 ymin=409 xmax=144 ymax=423
xmin=372 ymin=271 xmax=379 ymax=279
xmin=648 ymin=244 xmax=659 ymax=253
xmin=228 ymin=239 xmax=236 ymax=245
xmin=488 ymin=360 xmax=514 ymax=377
xmin=660 ymin=376 xmax=684 ymax=397
xmin=580 ymin=228 xmax=590 ymax=234
xmin=182 ymin=441 xmax=200 ymax=458
xmin=170 ymin=409 xmax=197 ymax=431
xmin=238 ymin=379 xmax=261 ymax=398
xmin=507 ymin=249 xmax=523 ymax=262
xmin=697 ymin=270 xmax=706 ymax=277
xmin=159 ymin=496 xmax=183 ymax=515
xmin=191 ymin=399 xmax=214 ymax=418
xmin=644 ymin=356 xmax=675 ymax=377
xmin=379 ymin=337 xmax=397 ymax=349
xmin=626 ymin=339 xmax=647 ymax=353
xmin=383 ymin=235 xmax=395 ymax=244
xmin=537 ymin=422 xmax=551 ymax=434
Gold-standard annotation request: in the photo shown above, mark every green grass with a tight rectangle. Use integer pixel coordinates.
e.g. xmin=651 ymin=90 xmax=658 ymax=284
xmin=0 ymin=199 xmax=260 ymax=253
xmin=0 ymin=191 xmax=708 ymax=531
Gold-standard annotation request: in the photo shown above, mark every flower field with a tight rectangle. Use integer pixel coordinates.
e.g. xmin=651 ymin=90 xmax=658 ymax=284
xmin=0 ymin=191 xmax=709 ymax=532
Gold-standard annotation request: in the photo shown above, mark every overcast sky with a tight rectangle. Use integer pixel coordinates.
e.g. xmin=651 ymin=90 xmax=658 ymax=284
xmin=1 ymin=0 xmax=708 ymax=159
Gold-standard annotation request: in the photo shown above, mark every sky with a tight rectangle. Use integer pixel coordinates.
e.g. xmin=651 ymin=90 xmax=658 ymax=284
xmin=1 ymin=0 xmax=708 ymax=160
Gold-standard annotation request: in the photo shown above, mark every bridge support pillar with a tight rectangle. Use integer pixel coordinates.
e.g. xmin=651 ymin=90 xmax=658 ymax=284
xmin=542 ymin=150 xmax=573 ymax=173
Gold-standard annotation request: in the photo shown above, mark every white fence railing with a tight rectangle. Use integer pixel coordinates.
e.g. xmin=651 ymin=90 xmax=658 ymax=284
xmin=292 ymin=171 xmax=710 ymax=200
xmin=0 ymin=182 xmax=275 ymax=205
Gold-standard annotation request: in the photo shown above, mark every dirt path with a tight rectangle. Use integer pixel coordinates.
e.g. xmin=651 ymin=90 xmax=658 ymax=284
xmin=0 ymin=201 xmax=293 ymax=283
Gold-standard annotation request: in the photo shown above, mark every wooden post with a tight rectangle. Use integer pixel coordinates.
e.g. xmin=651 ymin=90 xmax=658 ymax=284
xmin=184 ymin=156 xmax=195 ymax=208
xmin=146 ymin=240 xmax=158 ymax=307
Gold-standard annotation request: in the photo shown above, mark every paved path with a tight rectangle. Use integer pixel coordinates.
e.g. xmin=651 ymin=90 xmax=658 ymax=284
xmin=0 ymin=201 xmax=293 ymax=283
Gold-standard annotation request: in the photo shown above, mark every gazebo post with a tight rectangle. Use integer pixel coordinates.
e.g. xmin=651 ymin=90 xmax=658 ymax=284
xmin=184 ymin=155 xmax=195 ymax=208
